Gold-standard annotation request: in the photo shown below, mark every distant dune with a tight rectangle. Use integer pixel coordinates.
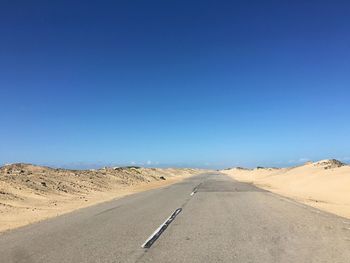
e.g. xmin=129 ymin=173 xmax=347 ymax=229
xmin=0 ymin=164 xmax=203 ymax=232
xmin=221 ymin=159 xmax=350 ymax=218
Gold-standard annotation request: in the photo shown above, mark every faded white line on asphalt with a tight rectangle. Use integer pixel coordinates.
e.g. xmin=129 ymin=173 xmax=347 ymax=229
xmin=141 ymin=208 xmax=182 ymax=249
xmin=190 ymin=186 xmax=199 ymax=196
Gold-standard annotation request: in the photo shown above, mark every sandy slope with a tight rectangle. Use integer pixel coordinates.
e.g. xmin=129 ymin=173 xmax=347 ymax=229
xmin=0 ymin=164 xmax=203 ymax=232
xmin=221 ymin=159 xmax=350 ymax=219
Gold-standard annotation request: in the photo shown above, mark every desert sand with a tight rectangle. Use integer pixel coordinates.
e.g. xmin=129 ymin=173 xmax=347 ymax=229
xmin=0 ymin=163 xmax=202 ymax=232
xmin=222 ymin=159 xmax=350 ymax=219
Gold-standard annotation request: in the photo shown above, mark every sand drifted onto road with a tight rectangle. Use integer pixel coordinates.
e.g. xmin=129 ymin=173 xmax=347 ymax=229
xmin=0 ymin=163 xmax=202 ymax=232
xmin=222 ymin=159 xmax=350 ymax=219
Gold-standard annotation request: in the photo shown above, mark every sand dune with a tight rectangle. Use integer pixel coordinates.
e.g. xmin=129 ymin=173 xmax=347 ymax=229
xmin=0 ymin=163 xmax=203 ymax=232
xmin=222 ymin=159 xmax=350 ymax=218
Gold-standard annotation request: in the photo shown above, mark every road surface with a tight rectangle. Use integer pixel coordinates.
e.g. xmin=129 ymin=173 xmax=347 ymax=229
xmin=1 ymin=173 xmax=350 ymax=262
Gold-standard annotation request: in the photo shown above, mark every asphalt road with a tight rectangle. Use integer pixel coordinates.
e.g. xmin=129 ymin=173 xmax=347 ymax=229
xmin=1 ymin=173 xmax=350 ymax=263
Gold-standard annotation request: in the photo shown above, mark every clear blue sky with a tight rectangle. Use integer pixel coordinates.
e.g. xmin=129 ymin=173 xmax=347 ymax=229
xmin=1 ymin=1 xmax=349 ymax=169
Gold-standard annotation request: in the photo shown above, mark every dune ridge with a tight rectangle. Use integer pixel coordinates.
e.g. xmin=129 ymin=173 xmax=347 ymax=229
xmin=221 ymin=159 xmax=350 ymax=218
xmin=0 ymin=163 xmax=203 ymax=232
